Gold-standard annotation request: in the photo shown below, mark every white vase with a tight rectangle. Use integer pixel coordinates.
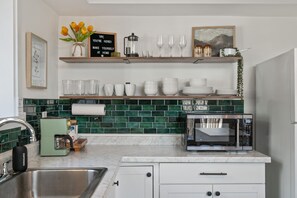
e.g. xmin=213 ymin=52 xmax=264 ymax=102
xmin=72 ymin=42 xmax=86 ymax=57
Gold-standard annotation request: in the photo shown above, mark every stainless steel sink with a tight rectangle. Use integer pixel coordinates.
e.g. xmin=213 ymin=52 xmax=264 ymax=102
xmin=0 ymin=167 xmax=107 ymax=198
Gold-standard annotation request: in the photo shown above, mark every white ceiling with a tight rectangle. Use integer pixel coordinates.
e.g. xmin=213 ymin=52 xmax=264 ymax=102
xmin=41 ymin=0 xmax=297 ymax=16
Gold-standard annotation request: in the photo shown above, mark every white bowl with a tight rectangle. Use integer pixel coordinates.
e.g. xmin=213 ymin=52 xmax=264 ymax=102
xmin=163 ymin=87 xmax=178 ymax=95
xmin=144 ymin=89 xmax=158 ymax=96
xmin=219 ymin=48 xmax=237 ymax=57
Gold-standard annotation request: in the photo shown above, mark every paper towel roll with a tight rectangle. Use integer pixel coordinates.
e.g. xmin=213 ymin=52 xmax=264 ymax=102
xmin=71 ymin=104 xmax=106 ymax=115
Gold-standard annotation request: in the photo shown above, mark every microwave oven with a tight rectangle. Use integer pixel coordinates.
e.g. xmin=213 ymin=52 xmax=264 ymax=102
xmin=183 ymin=114 xmax=253 ymax=151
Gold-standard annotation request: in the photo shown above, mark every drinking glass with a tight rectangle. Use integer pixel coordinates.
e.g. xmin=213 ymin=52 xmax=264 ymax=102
xmin=168 ymin=35 xmax=174 ymax=57
xmin=179 ymin=35 xmax=187 ymax=57
xmin=156 ymin=35 xmax=164 ymax=57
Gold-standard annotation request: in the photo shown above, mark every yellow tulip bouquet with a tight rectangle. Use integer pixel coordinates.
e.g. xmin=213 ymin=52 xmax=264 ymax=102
xmin=60 ymin=21 xmax=95 ymax=56
xmin=60 ymin=21 xmax=94 ymax=42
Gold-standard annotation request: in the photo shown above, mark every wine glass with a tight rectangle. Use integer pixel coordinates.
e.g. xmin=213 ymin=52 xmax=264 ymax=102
xmin=168 ymin=35 xmax=174 ymax=57
xmin=179 ymin=35 xmax=187 ymax=57
xmin=157 ymin=35 xmax=164 ymax=57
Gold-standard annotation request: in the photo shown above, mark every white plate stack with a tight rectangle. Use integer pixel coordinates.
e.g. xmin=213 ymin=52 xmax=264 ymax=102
xmin=216 ymin=89 xmax=237 ymax=96
xmin=182 ymin=78 xmax=213 ymax=95
xmin=162 ymin=78 xmax=178 ymax=96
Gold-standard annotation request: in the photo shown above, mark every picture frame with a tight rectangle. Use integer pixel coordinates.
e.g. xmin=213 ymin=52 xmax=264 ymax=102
xmin=88 ymin=31 xmax=117 ymax=57
xmin=192 ymin=26 xmax=236 ymax=57
xmin=26 ymin=32 xmax=47 ymax=88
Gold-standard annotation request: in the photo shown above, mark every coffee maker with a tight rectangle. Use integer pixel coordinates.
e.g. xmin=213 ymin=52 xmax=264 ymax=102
xmin=40 ymin=118 xmax=73 ymax=156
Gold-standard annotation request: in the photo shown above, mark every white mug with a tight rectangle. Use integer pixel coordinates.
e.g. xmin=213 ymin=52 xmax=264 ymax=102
xmin=125 ymin=84 xmax=136 ymax=96
xmin=104 ymin=84 xmax=114 ymax=96
xmin=115 ymin=84 xmax=125 ymax=96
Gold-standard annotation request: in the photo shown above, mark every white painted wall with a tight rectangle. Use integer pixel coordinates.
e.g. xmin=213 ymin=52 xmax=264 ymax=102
xmin=58 ymin=16 xmax=297 ymax=114
xmin=18 ymin=0 xmax=59 ymax=99
xmin=0 ymin=0 xmax=17 ymax=118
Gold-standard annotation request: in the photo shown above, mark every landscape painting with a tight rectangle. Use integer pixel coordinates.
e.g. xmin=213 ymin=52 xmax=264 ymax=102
xmin=192 ymin=26 xmax=235 ymax=57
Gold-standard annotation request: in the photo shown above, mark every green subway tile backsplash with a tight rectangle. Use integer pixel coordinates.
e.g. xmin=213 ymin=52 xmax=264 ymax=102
xmin=20 ymin=98 xmax=244 ymax=140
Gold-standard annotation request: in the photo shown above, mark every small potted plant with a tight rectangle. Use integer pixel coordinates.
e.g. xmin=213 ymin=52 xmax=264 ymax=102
xmin=60 ymin=22 xmax=95 ymax=57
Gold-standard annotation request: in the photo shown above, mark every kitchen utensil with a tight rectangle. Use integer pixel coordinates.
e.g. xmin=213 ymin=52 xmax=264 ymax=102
xmin=74 ymin=80 xmax=85 ymax=95
xmin=219 ymin=48 xmax=250 ymax=57
xmin=182 ymin=86 xmax=213 ymax=95
xmin=104 ymin=84 xmax=114 ymax=96
xmin=157 ymin=35 xmax=164 ymax=57
xmin=179 ymin=35 xmax=187 ymax=57
xmin=216 ymin=89 xmax=237 ymax=95
xmin=144 ymin=81 xmax=158 ymax=96
xmin=115 ymin=84 xmax=125 ymax=96
xmin=124 ymin=33 xmax=139 ymax=57
xmin=62 ymin=80 xmax=74 ymax=95
xmin=168 ymin=35 xmax=174 ymax=57
xmin=85 ymin=80 xmax=99 ymax=95
xmin=125 ymin=83 xmax=136 ymax=96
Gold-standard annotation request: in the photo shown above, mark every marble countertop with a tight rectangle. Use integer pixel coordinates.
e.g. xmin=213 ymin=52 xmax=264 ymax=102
xmin=28 ymin=144 xmax=271 ymax=198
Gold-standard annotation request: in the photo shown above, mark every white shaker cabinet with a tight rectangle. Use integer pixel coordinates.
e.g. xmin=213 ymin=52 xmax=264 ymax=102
xmin=159 ymin=163 xmax=266 ymax=198
xmin=114 ymin=166 xmax=153 ymax=198
xmin=160 ymin=184 xmax=264 ymax=198
xmin=0 ymin=0 xmax=17 ymax=118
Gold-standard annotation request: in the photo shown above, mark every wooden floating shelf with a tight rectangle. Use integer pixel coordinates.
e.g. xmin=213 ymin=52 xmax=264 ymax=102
xmin=59 ymin=95 xmax=241 ymax=100
xmin=59 ymin=57 xmax=241 ymax=64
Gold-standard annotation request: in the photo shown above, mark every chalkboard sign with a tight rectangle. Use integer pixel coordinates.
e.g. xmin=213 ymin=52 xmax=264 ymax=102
xmin=88 ymin=32 xmax=117 ymax=57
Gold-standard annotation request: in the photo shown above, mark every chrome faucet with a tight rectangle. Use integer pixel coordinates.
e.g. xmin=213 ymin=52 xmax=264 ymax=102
xmin=0 ymin=160 xmax=11 ymax=182
xmin=0 ymin=118 xmax=37 ymax=143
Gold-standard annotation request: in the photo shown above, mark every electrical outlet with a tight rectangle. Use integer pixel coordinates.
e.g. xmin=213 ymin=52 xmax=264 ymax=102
xmin=42 ymin=111 xmax=47 ymax=118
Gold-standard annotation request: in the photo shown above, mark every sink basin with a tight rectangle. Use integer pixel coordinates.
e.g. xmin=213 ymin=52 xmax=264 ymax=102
xmin=0 ymin=167 xmax=107 ymax=198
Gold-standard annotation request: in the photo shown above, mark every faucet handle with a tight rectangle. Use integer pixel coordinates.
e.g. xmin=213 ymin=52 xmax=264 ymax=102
xmin=1 ymin=159 xmax=11 ymax=177
xmin=3 ymin=159 xmax=11 ymax=166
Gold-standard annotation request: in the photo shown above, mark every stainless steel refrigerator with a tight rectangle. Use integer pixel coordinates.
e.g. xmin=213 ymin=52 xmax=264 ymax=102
xmin=256 ymin=48 xmax=297 ymax=198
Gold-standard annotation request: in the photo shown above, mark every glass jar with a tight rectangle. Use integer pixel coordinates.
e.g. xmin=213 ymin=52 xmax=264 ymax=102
xmin=194 ymin=45 xmax=203 ymax=57
xmin=203 ymin=45 xmax=212 ymax=57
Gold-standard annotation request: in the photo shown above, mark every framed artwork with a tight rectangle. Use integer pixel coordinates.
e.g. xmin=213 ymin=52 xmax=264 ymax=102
xmin=26 ymin=32 xmax=47 ymax=88
xmin=192 ymin=26 xmax=236 ymax=57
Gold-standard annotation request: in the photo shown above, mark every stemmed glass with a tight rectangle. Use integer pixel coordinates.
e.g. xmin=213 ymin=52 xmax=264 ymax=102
xmin=168 ymin=35 xmax=174 ymax=57
xmin=179 ymin=35 xmax=187 ymax=57
xmin=157 ymin=35 xmax=164 ymax=57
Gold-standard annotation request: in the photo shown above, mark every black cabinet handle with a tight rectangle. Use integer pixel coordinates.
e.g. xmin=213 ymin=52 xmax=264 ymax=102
xmin=146 ymin=172 xmax=152 ymax=177
xmin=207 ymin=191 xmax=212 ymax=196
xmin=113 ymin=181 xmax=119 ymax=186
xmin=200 ymin=172 xmax=227 ymax=176
xmin=215 ymin=191 xmax=221 ymax=196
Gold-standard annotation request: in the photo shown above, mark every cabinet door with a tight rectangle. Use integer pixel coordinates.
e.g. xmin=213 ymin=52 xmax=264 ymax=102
xmin=115 ymin=166 xmax=153 ymax=198
xmin=213 ymin=184 xmax=265 ymax=198
xmin=160 ymin=185 xmax=213 ymax=198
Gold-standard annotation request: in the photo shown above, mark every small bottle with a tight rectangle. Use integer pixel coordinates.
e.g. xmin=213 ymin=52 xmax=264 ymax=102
xmin=12 ymin=137 xmax=28 ymax=172
xmin=203 ymin=45 xmax=212 ymax=57
xmin=194 ymin=45 xmax=203 ymax=57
